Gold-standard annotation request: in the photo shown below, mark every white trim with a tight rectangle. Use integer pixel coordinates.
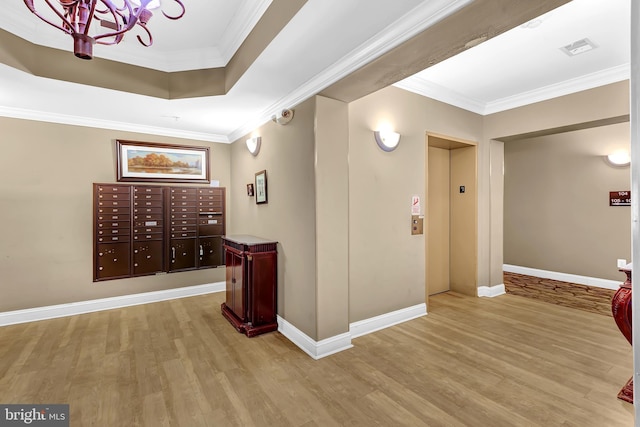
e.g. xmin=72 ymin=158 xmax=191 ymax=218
xmin=0 ymin=282 xmax=225 ymax=327
xmin=349 ymin=303 xmax=427 ymax=339
xmin=277 ymin=315 xmax=353 ymax=360
xmin=227 ymin=0 xmax=473 ymax=142
xmin=276 ymin=303 xmax=427 ymax=359
xmin=0 ymin=106 xmax=229 ymax=143
xmin=396 ymin=64 xmax=630 ymax=116
xmin=503 ymin=264 xmax=621 ymax=290
xmin=477 ymin=284 xmax=506 ymax=298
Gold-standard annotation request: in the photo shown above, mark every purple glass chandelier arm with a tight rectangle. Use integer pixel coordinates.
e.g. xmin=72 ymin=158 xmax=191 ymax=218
xmin=93 ymin=1 xmax=141 ymax=42
xmin=81 ymin=0 xmax=99 ymax=35
xmin=23 ymin=0 xmax=75 ymax=35
xmin=163 ymin=0 xmax=185 ymax=20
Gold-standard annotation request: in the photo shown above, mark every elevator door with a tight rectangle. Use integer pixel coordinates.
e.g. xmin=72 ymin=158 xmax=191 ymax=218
xmin=426 ymin=134 xmax=478 ymax=297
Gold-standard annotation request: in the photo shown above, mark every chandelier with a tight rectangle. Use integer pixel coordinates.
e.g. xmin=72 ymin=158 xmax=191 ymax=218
xmin=23 ymin=0 xmax=185 ymax=60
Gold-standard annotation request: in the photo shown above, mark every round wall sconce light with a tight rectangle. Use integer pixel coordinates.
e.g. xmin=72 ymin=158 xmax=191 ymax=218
xmin=374 ymin=130 xmax=401 ymax=152
xmin=605 ymin=150 xmax=631 ymax=167
xmin=246 ymin=136 xmax=261 ymax=156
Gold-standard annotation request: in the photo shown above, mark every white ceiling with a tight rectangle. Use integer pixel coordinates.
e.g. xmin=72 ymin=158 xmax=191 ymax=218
xmin=0 ymin=0 xmax=630 ymax=143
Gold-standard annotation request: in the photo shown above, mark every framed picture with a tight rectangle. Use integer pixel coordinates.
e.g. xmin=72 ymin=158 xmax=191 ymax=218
xmin=116 ymin=140 xmax=209 ymax=183
xmin=247 ymin=183 xmax=254 ymax=197
xmin=255 ymin=170 xmax=268 ymax=204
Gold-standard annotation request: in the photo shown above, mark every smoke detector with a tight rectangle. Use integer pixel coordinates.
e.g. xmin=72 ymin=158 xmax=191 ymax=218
xmin=560 ymin=38 xmax=597 ymax=57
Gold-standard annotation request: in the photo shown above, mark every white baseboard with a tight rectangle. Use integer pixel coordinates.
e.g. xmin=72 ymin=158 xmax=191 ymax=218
xmin=277 ymin=315 xmax=353 ymax=360
xmin=277 ymin=303 xmax=427 ymax=359
xmin=0 ymin=282 xmax=225 ymax=327
xmin=349 ymin=303 xmax=427 ymax=338
xmin=503 ymin=264 xmax=620 ymax=290
xmin=478 ymin=284 xmax=506 ymax=298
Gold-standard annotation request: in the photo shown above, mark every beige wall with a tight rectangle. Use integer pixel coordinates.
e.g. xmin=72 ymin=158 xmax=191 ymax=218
xmin=504 ymin=123 xmax=631 ymax=280
xmin=0 ymin=117 xmax=230 ymax=312
xmin=229 ymin=98 xmax=318 ymax=339
xmin=348 ymin=86 xmax=483 ymax=321
xmin=484 ymin=81 xmax=631 ymax=283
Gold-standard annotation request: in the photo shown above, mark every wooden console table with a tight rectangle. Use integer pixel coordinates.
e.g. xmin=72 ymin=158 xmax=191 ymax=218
xmin=221 ymin=235 xmax=278 ymax=337
xmin=611 ymin=263 xmax=633 ymax=403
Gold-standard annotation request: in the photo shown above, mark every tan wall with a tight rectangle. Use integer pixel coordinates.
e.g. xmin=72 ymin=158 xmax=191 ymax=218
xmin=348 ymin=86 xmax=483 ymax=322
xmin=504 ymin=122 xmax=631 ymax=280
xmin=229 ymin=98 xmax=318 ymax=339
xmin=484 ymin=81 xmax=631 ymax=284
xmin=0 ymin=117 xmax=230 ymax=312
xmin=314 ymin=96 xmax=350 ymax=340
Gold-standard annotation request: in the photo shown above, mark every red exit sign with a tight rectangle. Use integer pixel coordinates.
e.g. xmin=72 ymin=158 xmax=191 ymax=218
xmin=610 ymin=191 xmax=631 ymax=206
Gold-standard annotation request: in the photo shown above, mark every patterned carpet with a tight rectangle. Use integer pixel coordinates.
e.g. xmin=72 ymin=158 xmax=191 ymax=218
xmin=503 ymin=272 xmax=619 ymax=317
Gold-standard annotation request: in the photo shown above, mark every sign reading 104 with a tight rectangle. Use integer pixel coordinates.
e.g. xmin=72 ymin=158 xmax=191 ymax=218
xmin=610 ymin=191 xmax=631 ymax=207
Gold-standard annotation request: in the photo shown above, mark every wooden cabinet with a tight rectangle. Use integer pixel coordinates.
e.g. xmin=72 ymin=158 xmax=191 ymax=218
xmin=93 ymin=183 xmax=225 ymax=281
xmin=221 ymin=235 xmax=278 ymax=337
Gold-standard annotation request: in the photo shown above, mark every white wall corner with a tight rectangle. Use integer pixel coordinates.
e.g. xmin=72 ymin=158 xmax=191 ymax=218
xmin=277 ymin=315 xmax=353 ymax=360
xmin=349 ymin=303 xmax=427 ymax=339
xmin=0 ymin=282 xmax=225 ymax=327
xmin=477 ymin=284 xmax=506 ymax=298
xmin=503 ymin=264 xmax=621 ymax=290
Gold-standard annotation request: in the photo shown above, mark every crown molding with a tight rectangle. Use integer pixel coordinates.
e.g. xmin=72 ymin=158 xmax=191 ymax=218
xmin=0 ymin=106 xmax=229 ymax=143
xmin=483 ymin=63 xmax=630 ymax=114
xmin=394 ymin=78 xmax=486 ymax=114
xmin=0 ymin=1 xmax=271 ymax=72
xmin=227 ymin=0 xmax=473 ymax=142
xmin=396 ymin=63 xmax=631 ymax=116
xmin=219 ymin=0 xmax=273 ymax=64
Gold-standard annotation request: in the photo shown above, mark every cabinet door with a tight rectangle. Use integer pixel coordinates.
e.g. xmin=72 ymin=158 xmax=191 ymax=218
xmin=169 ymin=238 xmax=197 ymax=271
xmin=225 ymin=250 xmax=245 ymax=321
xmin=248 ymin=252 xmax=277 ymax=326
xmin=96 ymin=242 xmax=130 ymax=280
xmin=133 ymin=240 xmax=164 ymax=275
xmin=199 ymin=236 xmax=222 ymax=268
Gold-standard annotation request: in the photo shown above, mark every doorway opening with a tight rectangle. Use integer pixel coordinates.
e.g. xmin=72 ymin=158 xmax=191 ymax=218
xmin=426 ymin=133 xmax=478 ymax=301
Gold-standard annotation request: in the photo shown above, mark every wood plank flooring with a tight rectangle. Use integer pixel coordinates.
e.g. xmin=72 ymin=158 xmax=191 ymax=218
xmin=504 ymin=272 xmax=618 ymax=316
xmin=0 ymin=291 xmax=633 ymax=426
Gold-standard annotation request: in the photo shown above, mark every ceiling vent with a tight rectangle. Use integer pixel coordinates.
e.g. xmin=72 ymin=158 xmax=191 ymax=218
xmin=560 ymin=38 xmax=597 ymax=56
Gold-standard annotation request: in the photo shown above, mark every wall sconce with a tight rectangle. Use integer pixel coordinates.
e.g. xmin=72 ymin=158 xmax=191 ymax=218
xmin=246 ymin=136 xmax=261 ymax=156
xmin=374 ymin=130 xmax=401 ymax=152
xmin=605 ymin=150 xmax=631 ymax=167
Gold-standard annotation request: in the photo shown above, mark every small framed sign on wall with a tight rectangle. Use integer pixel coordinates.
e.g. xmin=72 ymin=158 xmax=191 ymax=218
xmin=255 ymin=170 xmax=268 ymax=204
xmin=610 ymin=191 xmax=631 ymax=206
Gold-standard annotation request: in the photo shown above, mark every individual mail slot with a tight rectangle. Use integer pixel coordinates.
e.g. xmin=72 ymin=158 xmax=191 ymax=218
xmin=97 ymin=220 xmax=130 ymax=229
xmin=199 ymin=218 xmax=219 ymax=225
xmin=134 ymin=187 xmax=163 ymax=195
xmin=97 ymin=228 xmax=130 ymax=237
xmin=98 ymin=207 xmax=124 ymax=214
xmin=134 ymin=194 xmax=163 ymax=202
xmin=134 ymin=213 xmax=163 ymax=221
xmin=171 ymin=232 xmax=197 ymax=238
xmin=172 ymin=188 xmax=196 ymax=194
xmin=134 ymin=227 xmax=163 ymax=234
xmin=198 ymin=195 xmax=223 ymax=202
xmin=171 ymin=225 xmax=197 ymax=232
xmin=98 ymin=214 xmax=129 ymax=222
xmin=134 ymin=200 xmax=163 ymax=207
xmin=134 ymin=220 xmax=163 ymax=227
xmin=198 ymin=208 xmax=223 ymax=214
xmin=171 ymin=201 xmax=196 ymax=207
xmin=98 ymin=186 xmax=130 ymax=194
xmin=198 ymin=224 xmax=223 ymax=236
xmin=171 ymin=219 xmax=196 ymax=226
xmin=133 ymin=207 xmax=163 ymax=215
xmin=173 ymin=207 xmax=196 ymax=213
xmin=98 ymin=200 xmax=130 ymax=208
xmin=171 ymin=213 xmax=197 ymax=219
xmin=134 ymin=233 xmax=163 ymax=240
xmin=98 ymin=235 xmax=130 ymax=243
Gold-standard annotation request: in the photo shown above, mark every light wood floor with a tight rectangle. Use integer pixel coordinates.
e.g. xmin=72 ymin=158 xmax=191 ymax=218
xmin=0 ymin=291 xmax=634 ymax=426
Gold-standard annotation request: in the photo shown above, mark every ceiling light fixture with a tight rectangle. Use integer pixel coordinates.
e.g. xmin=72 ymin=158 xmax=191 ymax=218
xmin=23 ymin=0 xmax=185 ymax=60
